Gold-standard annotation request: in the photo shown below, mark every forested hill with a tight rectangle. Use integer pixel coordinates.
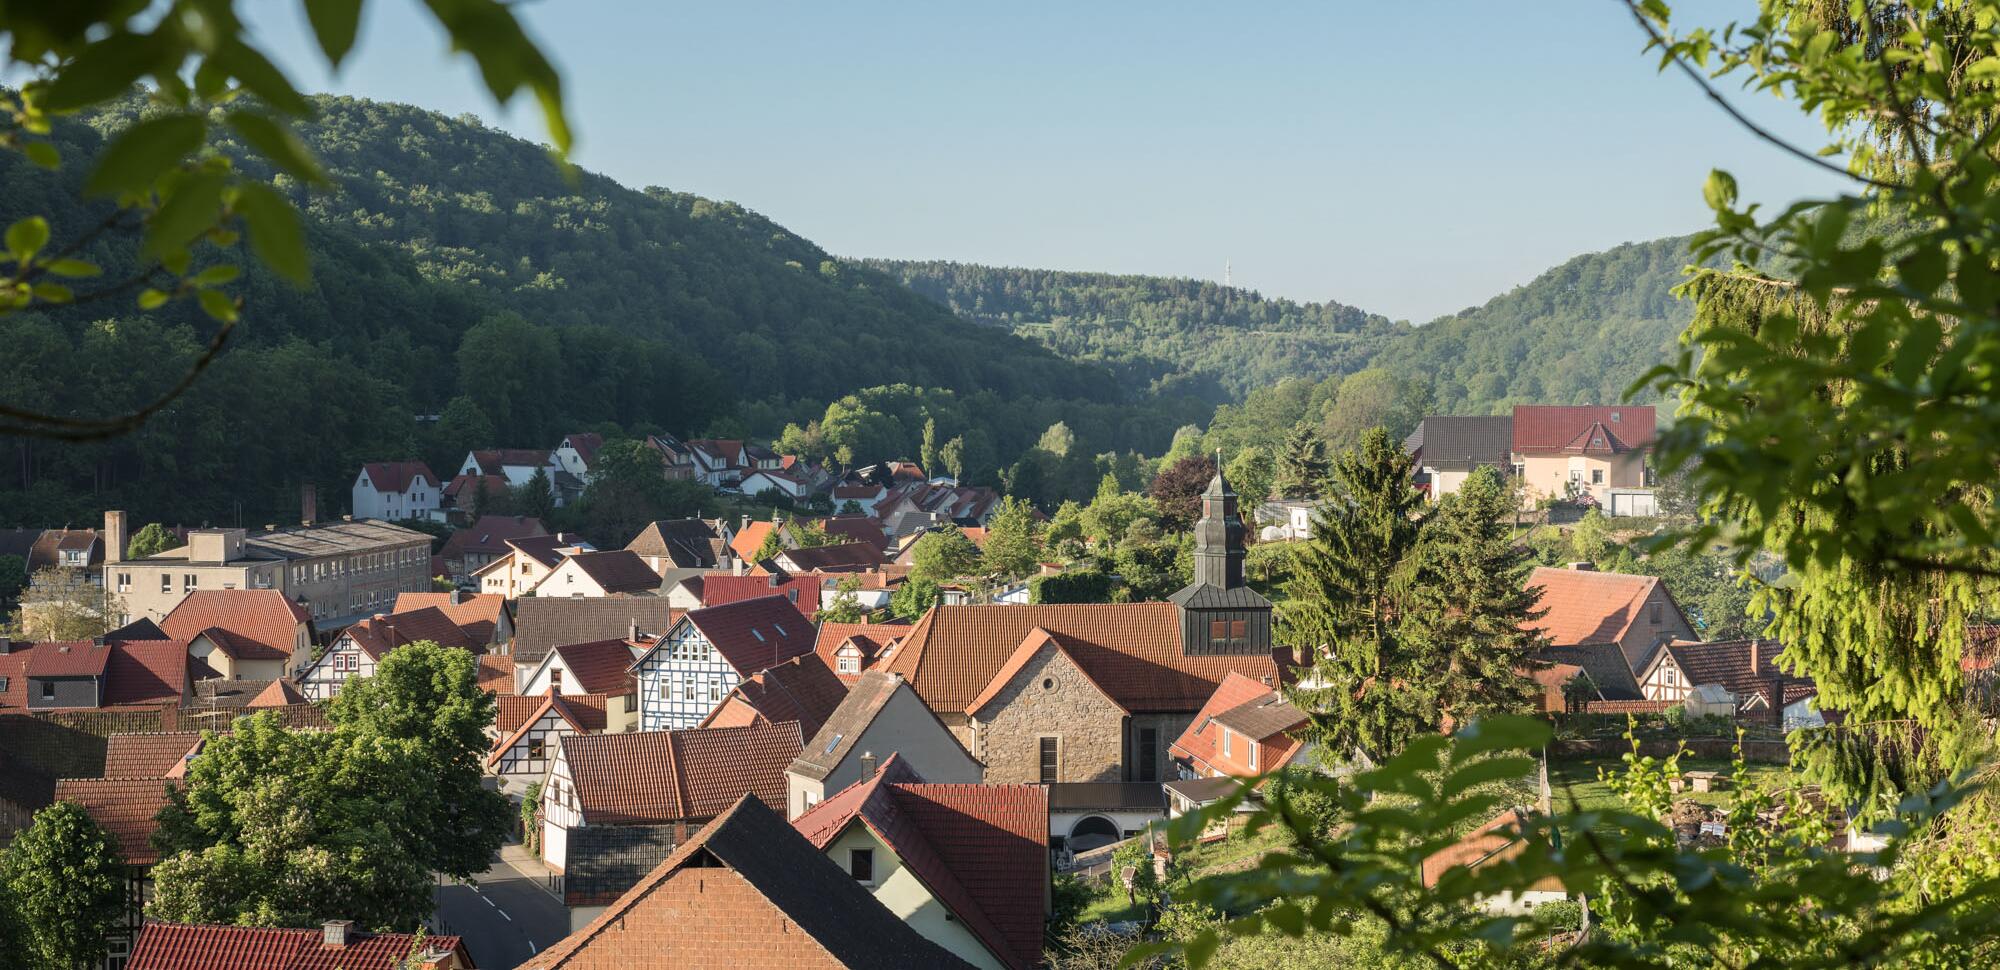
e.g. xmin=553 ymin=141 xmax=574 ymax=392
xmin=1379 ymin=236 xmax=1695 ymax=414
xmin=868 ymin=235 xmax=1697 ymax=416
xmin=858 ymin=260 xmax=1403 ymax=403
xmin=0 ymin=96 xmax=1186 ymax=525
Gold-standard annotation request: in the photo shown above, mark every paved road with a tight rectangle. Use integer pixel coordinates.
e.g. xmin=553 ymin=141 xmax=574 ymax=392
xmin=435 ymin=844 xmax=570 ymax=969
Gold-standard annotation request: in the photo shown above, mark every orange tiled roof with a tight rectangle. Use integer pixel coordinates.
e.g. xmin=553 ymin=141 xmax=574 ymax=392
xmin=128 ymin=921 xmax=467 ymax=970
xmin=246 ymin=678 xmax=308 ymax=708
xmin=1524 ymin=567 xmax=1678 ymax=647
xmin=561 ymin=721 xmax=803 ymax=826
xmin=54 ymin=777 xmax=180 ymax=864
xmin=160 ymin=590 xmax=309 ymax=663
xmin=477 ymin=653 xmax=517 ymax=695
xmin=1170 ymin=671 xmax=1290 ymax=774
xmin=393 ymin=591 xmax=507 ymax=643
xmin=103 ymin=732 xmax=206 ymax=779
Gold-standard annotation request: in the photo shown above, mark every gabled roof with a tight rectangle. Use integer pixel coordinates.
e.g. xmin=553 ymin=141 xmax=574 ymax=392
xmin=103 ymin=732 xmax=207 ymax=779
xmin=159 ymin=590 xmax=309 ymax=664
xmin=358 ymin=461 xmax=440 ymax=494
xmin=105 ymin=618 xmax=171 ymax=643
xmin=439 ymin=515 xmax=548 ymax=560
xmin=545 ymin=638 xmax=642 ymax=696
xmin=247 ymin=678 xmax=309 ymax=708
xmin=728 ymin=520 xmax=778 ymax=561
xmin=1511 ymin=405 xmax=1655 ymax=454
xmin=775 ymin=541 xmax=882 ymax=573
xmin=649 ymin=595 xmax=816 ymax=678
xmin=624 ymin=518 xmax=726 ymax=569
xmin=470 ymin=448 xmax=555 ymax=470
xmin=560 ymin=549 xmax=663 ymax=594
xmin=1525 ymin=566 xmax=1689 ymax=666
xmin=965 ymin=627 xmax=1128 ymax=717
xmin=696 ymin=573 xmax=820 ymax=609
xmin=504 ymin=531 xmax=591 ymax=570
xmin=489 ymin=692 xmax=609 ymax=767
xmin=561 ymin=433 xmax=605 ymax=464
xmin=25 ymin=639 xmax=111 ymax=677
xmin=700 ymin=654 xmax=848 ymax=738
xmin=525 ymin=794 xmax=973 ymax=970
xmin=789 ymin=670 xmax=961 ymax=782
xmin=559 ymin=721 xmax=803 ymax=826
xmin=511 ymin=598 xmax=680 ymax=665
xmin=1403 ymin=415 xmax=1514 ymax=469
xmin=792 ymin=757 xmax=1048 ymax=970
xmin=1420 ymin=807 xmax=1565 ymax=893
xmin=336 ymin=606 xmax=481 ymax=661
xmin=1534 ymin=642 xmax=1643 ymax=700
xmin=441 ymin=472 xmax=510 ymax=505
xmin=477 ymin=653 xmax=517 ymax=695
xmin=883 ymin=604 xmax=1284 ymax=716
xmin=392 ymin=591 xmax=507 ymax=643
xmin=1211 ymin=690 xmax=1309 ymax=740
xmin=813 ymin=621 xmax=910 ymax=682
xmin=104 ymin=641 xmax=192 ymax=705
xmin=128 ymin=922 xmax=468 ymax=970
xmin=1169 ymin=671 xmax=1299 ymax=774
xmin=823 ymin=516 xmax=890 ymax=552
xmin=1649 ymin=638 xmax=1816 ymax=707
xmin=54 ymin=777 xmax=181 ymax=864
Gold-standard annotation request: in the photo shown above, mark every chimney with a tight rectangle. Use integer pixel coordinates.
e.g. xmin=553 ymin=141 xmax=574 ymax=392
xmin=628 ymin=620 xmax=639 ymax=642
xmin=741 ymin=515 xmax=751 ymax=534
xmin=450 ymin=589 xmax=464 ymax=606
xmin=733 ymin=557 xmax=747 ymax=577
xmin=104 ymin=511 xmax=128 ymax=564
xmin=859 ymin=751 xmax=877 ymax=777
xmin=1567 ymin=561 xmax=1596 ymax=571
xmin=1748 ymin=640 xmax=1760 ymax=672
xmin=301 ymin=484 xmax=318 ymax=527
xmin=322 ymin=920 xmax=353 ymax=948
xmin=0 ymin=637 xmax=11 ymax=655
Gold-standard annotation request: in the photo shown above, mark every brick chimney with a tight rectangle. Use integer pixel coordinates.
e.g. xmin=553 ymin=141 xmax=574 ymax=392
xmin=104 ymin=510 xmax=127 ymax=564
xmin=1748 ymin=640 xmax=1760 ymax=672
xmin=322 ymin=920 xmax=353 ymax=948
xmin=301 ymin=484 xmax=318 ymax=527
xmin=859 ymin=751 xmax=877 ymax=777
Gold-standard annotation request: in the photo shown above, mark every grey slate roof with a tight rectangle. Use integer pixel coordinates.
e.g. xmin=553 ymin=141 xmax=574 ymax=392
xmin=511 ymin=598 xmax=679 ymax=664
xmin=1405 ymin=415 xmax=1515 ymax=469
xmin=625 ymin=519 xmax=725 ymax=569
xmin=1535 ymin=642 xmax=1643 ymax=700
xmin=1167 ymin=582 xmax=1274 ymax=609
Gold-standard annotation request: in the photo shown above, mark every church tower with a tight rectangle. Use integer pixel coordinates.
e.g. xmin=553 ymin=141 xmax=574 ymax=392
xmin=1169 ymin=455 xmax=1272 ymax=656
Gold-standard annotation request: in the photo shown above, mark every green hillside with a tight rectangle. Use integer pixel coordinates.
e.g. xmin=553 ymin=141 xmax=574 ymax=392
xmin=0 ymin=96 xmax=1191 ymax=525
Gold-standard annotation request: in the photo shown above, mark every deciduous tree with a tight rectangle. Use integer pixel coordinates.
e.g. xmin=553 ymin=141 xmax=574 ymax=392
xmin=0 ymin=801 xmax=127 ymax=970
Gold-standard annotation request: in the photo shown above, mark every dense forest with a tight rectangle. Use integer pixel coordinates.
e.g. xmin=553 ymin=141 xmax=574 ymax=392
xmin=0 ymin=96 xmax=1208 ymax=526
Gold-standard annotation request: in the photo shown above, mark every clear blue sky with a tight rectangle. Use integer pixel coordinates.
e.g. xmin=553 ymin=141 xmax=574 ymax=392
xmin=245 ymin=0 xmax=1845 ymax=322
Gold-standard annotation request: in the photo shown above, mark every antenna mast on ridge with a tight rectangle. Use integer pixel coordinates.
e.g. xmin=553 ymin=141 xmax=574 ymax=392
xmin=1224 ymin=259 xmax=1232 ymax=288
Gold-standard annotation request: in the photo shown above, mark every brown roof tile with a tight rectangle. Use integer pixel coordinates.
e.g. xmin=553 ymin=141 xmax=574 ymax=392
xmin=1511 ymin=405 xmax=1655 ymax=453
xmin=160 ymin=590 xmax=310 ymax=663
xmin=670 ymin=595 xmax=816 ymax=678
xmin=699 ymin=655 xmax=847 ymax=739
xmin=561 ymin=721 xmax=802 ymax=826
xmin=562 ymin=549 xmax=664 ymax=594
xmin=103 ymin=732 xmax=207 ymax=779
xmin=392 ymin=592 xmax=507 ymax=643
xmin=129 ymin=921 xmax=467 ymax=970
xmin=55 ymin=777 xmax=180 ymax=864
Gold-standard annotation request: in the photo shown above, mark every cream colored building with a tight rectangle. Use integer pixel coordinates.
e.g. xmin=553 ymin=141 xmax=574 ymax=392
xmin=1509 ymin=405 xmax=1656 ymax=507
xmin=103 ymin=511 xmax=433 ymax=628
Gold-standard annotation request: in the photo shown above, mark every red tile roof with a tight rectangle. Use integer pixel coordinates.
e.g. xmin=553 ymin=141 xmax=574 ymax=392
xmin=1169 ymin=671 xmax=1298 ymax=776
xmin=673 ymin=595 xmax=817 ymax=678
xmin=128 ymin=921 xmax=468 ymax=970
xmin=561 ymin=433 xmax=605 ymax=465
xmin=560 ymin=721 xmax=803 ymax=826
xmin=246 ymin=678 xmax=308 ymax=708
xmin=883 ymin=604 xmax=1284 ymax=716
xmin=813 ymin=621 xmax=910 ymax=682
xmin=1524 ymin=567 xmax=1681 ymax=647
xmin=728 ymin=520 xmax=777 ymax=561
xmin=440 ymin=514 xmax=547 ymax=560
xmin=823 ymin=516 xmax=889 ymax=552
xmin=478 ymin=654 xmax=517 ymax=695
xmin=359 ymin=461 xmax=440 ymax=494
xmin=698 ymin=654 xmax=849 ymax=738
xmin=338 ymin=606 xmax=481 ymax=660
xmin=1420 ymin=808 xmax=1565 ymax=893
xmin=793 ymin=757 xmax=1048 ymax=970
xmin=489 ymin=692 xmax=609 ymax=766
xmin=25 ymin=639 xmax=111 ymax=677
xmin=1652 ymin=638 xmax=1816 ymax=708
xmin=103 ymin=732 xmax=207 ymax=779
xmin=441 ymin=473 xmax=510 ymax=507
xmin=965 ymin=628 xmax=1127 ymax=716
xmin=160 ymin=590 xmax=310 ymax=664
xmin=471 ymin=448 xmax=556 ymax=470
xmin=548 ymin=638 xmax=641 ymax=696
xmin=562 ymin=549 xmax=664 ymax=594
xmin=54 ymin=777 xmax=181 ymax=864
xmin=104 ymin=641 xmax=191 ymax=705
xmin=393 ymin=592 xmax=507 ymax=643
xmin=1510 ymin=405 xmax=1655 ymax=453
xmin=697 ymin=573 xmax=820 ymax=609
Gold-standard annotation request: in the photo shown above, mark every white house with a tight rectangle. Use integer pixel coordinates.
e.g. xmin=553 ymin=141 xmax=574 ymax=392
xmin=739 ymin=468 xmax=811 ymax=502
xmin=459 ymin=448 xmax=558 ymax=489
xmin=488 ymin=692 xmax=607 ymax=796
xmin=518 ymin=636 xmax=646 ymax=732
xmin=472 ymin=533 xmax=593 ymax=598
xmin=628 ymin=594 xmax=816 ymax=732
xmin=553 ymin=433 xmax=604 ymax=484
xmin=352 ymin=462 xmax=442 ymax=522
xmin=297 ymin=606 xmax=480 ymax=701
xmin=784 ymin=670 xmax=982 ymax=820
xmin=533 ymin=550 xmax=663 ymax=598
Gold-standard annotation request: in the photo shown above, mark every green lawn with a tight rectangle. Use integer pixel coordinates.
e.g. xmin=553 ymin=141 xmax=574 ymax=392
xmin=1547 ymin=757 xmax=1795 ymax=814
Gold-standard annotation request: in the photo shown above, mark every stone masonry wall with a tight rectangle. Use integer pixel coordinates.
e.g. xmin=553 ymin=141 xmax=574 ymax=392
xmin=973 ymin=645 xmax=1124 ymax=784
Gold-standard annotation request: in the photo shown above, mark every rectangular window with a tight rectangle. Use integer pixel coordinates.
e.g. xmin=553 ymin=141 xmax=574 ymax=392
xmin=1222 ymin=727 xmax=1233 ymax=758
xmin=1210 ymin=619 xmax=1228 ymax=638
xmin=116 ymin=573 xmax=131 ymax=592
xmin=183 ymin=574 xmax=197 ymax=592
xmin=528 ymin=737 xmax=546 ymax=760
xmin=1137 ymin=727 xmax=1160 ymax=783
xmin=41 ymin=682 xmax=55 ymax=699
xmin=707 ymin=680 xmax=721 ymax=702
xmin=160 ymin=573 xmax=171 ymax=593
xmin=1230 ymin=620 xmax=1247 ymax=639
xmin=550 ymin=668 xmax=563 ymax=692
xmin=1650 ymin=602 xmax=1663 ymax=624
xmin=848 ymin=848 xmax=875 ymax=884
xmin=1591 ymin=469 xmax=1606 ymax=485
xmin=1249 ymin=740 xmax=1259 ymax=771
xmin=1038 ymin=737 xmax=1060 ymax=784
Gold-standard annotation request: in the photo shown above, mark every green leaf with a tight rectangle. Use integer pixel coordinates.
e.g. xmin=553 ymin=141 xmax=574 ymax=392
xmin=41 ymin=32 xmax=167 ymax=111
xmin=306 ymin=0 xmax=367 ymax=68
xmin=31 ymin=282 xmax=73 ymax=303
xmin=234 ymin=182 xmax=311 ymax=283
xmin=137 ymin=288 xmax=171 ymax=310
xmin=145 ymin=173 xmax=228 ymax=260
xmin=197 ymin=289 xmax=240 ymax=323
xmin=1702 ymin=169 xmax=1738 ymax=211
xmin=23 ymin=142 xmax=60 ymax=169
xmin=210 ymin=40 xmax=314 ymax=116
xmin=225 ymin=111 xmax=327 ymax=183
xmin=192 ymin=265 xmax=242 ymax=288
xmin=1183 ymin=929 xmax=1219 ymax=969
xmin=85 ymin=115 xmax=207 ymax=197
xmin=44 ymin=259 xmax=101 ymax=279
xmin=1264 ymin=902 xmax=1305 ymax=935
xmin=6 ymin=216 xmax=50 ymax=262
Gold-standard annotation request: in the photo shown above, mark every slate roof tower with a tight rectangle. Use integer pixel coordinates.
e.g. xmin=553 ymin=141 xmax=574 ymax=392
xmin=1168 ymin=455 xmax=1273 ymax=656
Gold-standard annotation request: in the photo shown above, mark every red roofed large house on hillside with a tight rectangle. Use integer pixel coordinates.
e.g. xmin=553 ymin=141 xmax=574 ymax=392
xmin=792 ymin=756 xmax=1049 ymax=970
xmin=629 ymin=595 xmax=818 ymax=731
xmin=538 ymin=720 xmax=805 ymax=928
xmin=160 ymin=589 xmax=314 ymax=681
xmin=350 ymin=460 xmax=443 ymax=522
xmin=1510 ymin=404 xmax=1657 ymax=513
xmin=296 ymin=605 xmax=482 ymax=701
xmin=1525 ymin=564 xmax=1694 ymax=672
xmin=518 ymin=636 xmax=649 ymax=732
xmin=129 ymin=921 xmax=473 ymax=970
xmin=520 ymin=795 xmax=974 ymax=970
xmin=883 ymin=467 xmax=1286 ymax=849
xmin=1165 ymin=671 xmax=1312 ymax=817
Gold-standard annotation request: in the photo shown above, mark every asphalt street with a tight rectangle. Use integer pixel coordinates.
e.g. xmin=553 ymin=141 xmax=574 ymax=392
xmin=434 ymin=844 xmax=571 ymax=969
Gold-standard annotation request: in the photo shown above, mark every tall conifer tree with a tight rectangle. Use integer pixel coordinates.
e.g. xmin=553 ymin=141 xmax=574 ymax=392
xmin=1275 ymin=422 xmax=1333 ymax=499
